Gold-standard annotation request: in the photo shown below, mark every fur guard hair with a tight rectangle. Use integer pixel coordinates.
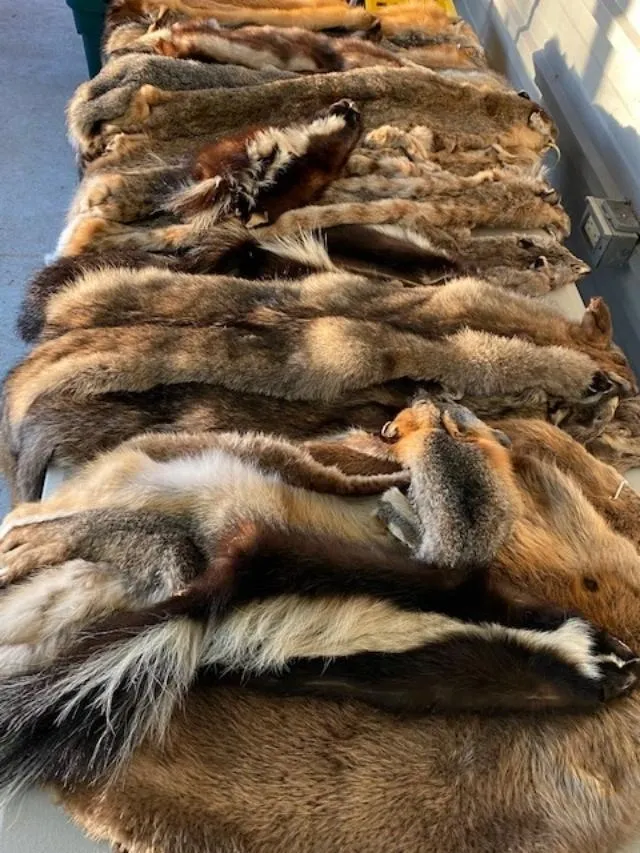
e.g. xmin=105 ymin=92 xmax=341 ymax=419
xmin=106 ymin=0 xmax=378 ymax=34
xmin=4 ymin=262 xmax=634 ymax=500
xmin=149 ymin=20 xmax=404 ymax=71
xmin=167 ymin=99 xmax=362 ymax=228
xmin=67 ymin=65 xmax=555 ymax=165
xmin=2 ymin=268 xmax=634 ymax=501
xmin=0 ymin=404 xmax=637 ymax=799
xmin=586 ymin=395 xmax=640 ymax=474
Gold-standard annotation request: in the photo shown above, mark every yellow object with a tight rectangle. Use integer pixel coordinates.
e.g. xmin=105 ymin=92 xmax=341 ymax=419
xmin=365 ymin=0 xmax=457 ymax=16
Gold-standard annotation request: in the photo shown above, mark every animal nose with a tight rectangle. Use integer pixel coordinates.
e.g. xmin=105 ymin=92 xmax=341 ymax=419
xmin=381 ymin=421 xmax=399 ymax=442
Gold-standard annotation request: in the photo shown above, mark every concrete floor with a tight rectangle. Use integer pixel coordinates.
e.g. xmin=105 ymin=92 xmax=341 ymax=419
xmin=0 ymin=1 xmax=86 ymax=517
xmin=0 ymin=4 xmax=110 ymax=850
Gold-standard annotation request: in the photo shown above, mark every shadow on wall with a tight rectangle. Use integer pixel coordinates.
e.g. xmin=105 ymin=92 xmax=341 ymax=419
xmin=464 ymin=0 xmax=640 ymax=372
xmin=530 ymin=37 xmax=640 ymax=376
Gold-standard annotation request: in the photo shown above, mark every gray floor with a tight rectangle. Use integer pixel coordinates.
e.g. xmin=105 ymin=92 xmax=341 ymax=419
xmin=0 ymin=1 xmax=86 ymax=517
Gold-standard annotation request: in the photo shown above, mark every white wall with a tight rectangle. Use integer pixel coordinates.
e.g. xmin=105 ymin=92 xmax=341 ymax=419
xmin=456 ymin=0 xmax=640 ymax=375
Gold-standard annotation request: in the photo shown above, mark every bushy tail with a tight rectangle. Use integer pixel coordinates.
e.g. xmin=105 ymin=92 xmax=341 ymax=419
xmin=0 ymin=612 xmax=206 ymax=800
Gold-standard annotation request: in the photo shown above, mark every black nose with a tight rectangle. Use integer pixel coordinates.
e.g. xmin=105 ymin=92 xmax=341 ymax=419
xmin=381 ymin=421 xmax=399 ymax=442
xmin=587 ymin=371 xmax=615 ymax=397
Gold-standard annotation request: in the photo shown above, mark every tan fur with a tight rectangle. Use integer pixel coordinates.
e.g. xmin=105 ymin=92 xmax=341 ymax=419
xmin=19 ymin=421 xmax=640 ymax=853
xmin=3 ymin=271 xmax=631 ymax=432
xmin=68 ymin=65 xmax=554 ymax=165
xmin=107 ymin=0 xmax=377 ymax=32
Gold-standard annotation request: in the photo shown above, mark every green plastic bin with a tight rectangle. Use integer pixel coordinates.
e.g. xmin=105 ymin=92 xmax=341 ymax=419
xmin=66 ymin=0 xmax=108 ymax=77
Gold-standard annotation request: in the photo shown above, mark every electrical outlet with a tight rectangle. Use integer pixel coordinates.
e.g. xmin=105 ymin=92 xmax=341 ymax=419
xmin=581 ymin=197 xmax=640 ymax=268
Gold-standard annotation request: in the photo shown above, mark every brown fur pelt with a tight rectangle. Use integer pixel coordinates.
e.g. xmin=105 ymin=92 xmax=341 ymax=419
xmin=67 ymin=64 xmax=555 ymax=166
xmin=3 ymin=265 xmax=634 ymax=502
xmin=149 ymin=20 xmax=405 ymax=71
xmin=106 ymin=0 xmax=378 ymax=35
xmin=586 ymin=396 xmax=640 ymax=473
xmin=5 ymin=416 xmax=640 ymax=853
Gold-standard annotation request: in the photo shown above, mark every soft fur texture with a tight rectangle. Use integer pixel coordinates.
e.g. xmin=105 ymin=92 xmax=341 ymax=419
xmin=1 ymin=412 xmax=640 ymax=851
xmin=3 ymin=268 xmax=633 ymax=502
xmin=167 ymin=99 xmax=363 ymax=228
xmin=67 ymin=65 xmax=555 ymax=164
xmin=0 ymin=405 xmax=637 ymax=800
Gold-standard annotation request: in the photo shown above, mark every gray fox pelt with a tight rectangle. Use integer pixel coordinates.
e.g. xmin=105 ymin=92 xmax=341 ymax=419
xmin=0 ymin=402 xmax=637 ymax=801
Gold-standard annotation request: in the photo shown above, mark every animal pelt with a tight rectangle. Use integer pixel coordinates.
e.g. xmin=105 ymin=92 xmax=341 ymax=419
xmin=2 ymin=382 xmax=410 ymax=504
xmin=66 ymin=54 xmax=296 ymax=166
xmin=586 ymin=395 xmax=640 ymax=474
xmin=106 ymin=0 xmax=378 ymax=34
xmin=3 ymin=410 xmax=640 ymax=852
xmin=67 ymin=65 xmax=556 ymax=167
xmin=2 ymin=268 xmax=632 ymax=499
xmin=148 ymin=20 xmax=404 ymax=71
xmin=167 ymin=99 xmax=363 ymax=228
xmin=0 ymin=406 xmax=637 ymax=800
xmin=2 ymin=269 xmax=631 ymax=427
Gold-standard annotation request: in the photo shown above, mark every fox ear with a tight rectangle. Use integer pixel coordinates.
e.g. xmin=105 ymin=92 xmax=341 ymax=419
xmin=581 ymin=297 xmax=612 ymax=346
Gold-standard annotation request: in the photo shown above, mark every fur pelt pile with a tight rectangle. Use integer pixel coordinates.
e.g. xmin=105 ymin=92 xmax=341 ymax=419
xmin=3 ymin=2 xmax=640 ymax=853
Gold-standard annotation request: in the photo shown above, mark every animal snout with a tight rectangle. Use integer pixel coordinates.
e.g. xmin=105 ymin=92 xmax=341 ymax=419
xmin=329 ymin=99 xmax=360 ymax=126
xmin=381 ymin=421 xmax=399 ymax=442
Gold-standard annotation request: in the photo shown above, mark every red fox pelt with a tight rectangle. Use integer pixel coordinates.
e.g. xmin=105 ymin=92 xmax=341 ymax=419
xmin=106 ymin=0 xmax=377 ymax=34
xmin=0 ymin=403 xmax=638 ymax=803
xmin=167 ymin=99 xmax=362 ymax=228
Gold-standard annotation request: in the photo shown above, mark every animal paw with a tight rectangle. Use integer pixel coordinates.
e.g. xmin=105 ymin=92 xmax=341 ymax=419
xmin=376 ymin=487 xmax=421 ymax=550
xmin=0 ymin=521 xmax=76 ymax=586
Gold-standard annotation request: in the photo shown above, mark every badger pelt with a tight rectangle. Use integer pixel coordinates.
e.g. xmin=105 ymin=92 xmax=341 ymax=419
xmin=145 ymin=19 xmax=404 ymax=71
xmin=166 ymin=99 xmax=362 ymax=229
xmin=67 ymin=66 xmax=555 ymax=168
xmin=0 ymin=404 xmax=638 ymax=799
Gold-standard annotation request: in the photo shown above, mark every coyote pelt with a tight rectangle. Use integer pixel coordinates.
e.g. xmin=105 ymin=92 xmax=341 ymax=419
xmin=3 ymin=413 xmax=640 ymax=852
xmin=2 ymin=268 xmax=633 ymax=501
xmin=67 ymin=65 xmax=555 ymax=165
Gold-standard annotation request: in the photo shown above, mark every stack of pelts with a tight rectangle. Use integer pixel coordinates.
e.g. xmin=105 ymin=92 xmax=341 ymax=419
xmin=3 ymin=3 xmax=640 ymax=852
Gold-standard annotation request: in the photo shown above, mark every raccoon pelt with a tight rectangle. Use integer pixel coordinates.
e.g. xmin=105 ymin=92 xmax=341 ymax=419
xmin=166 ymin=99 xmax=362 ymax=229
xmin=0 ymin=405 xmax=637 ymax=798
